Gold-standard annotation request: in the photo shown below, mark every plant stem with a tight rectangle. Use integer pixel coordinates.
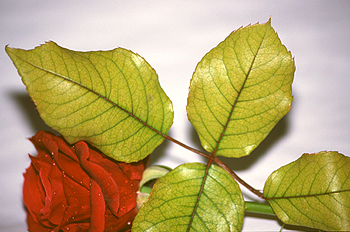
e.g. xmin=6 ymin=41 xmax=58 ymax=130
xmin=116 ymin=89 xmax=264 ymax=199
xmin=162 ymin=134 xmax=211 ymax=159
xmin=161 ymin=134 xmax=265 ymax=199
xmin=212 ymin=157 xmax=265 ymax=199
xmin=245 ymin=201 xmax=276 ymax=216
xmin=140 ymin=186 xmax=152 ymax=194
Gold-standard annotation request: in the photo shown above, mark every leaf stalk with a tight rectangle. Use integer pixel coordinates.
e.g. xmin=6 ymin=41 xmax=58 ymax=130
xmin=245 ymin=201 xmax=276 ymax=216
xmin=161 ymin=133 xmax=265 ymax=199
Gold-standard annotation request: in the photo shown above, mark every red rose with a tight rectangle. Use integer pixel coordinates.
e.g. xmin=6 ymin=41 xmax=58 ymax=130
xmin=23 ymin=131 xmax=147 ymax=232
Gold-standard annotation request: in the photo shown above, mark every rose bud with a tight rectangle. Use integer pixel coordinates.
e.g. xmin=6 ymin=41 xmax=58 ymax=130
xmin=23 ymin=131 xmax=147 ymax=232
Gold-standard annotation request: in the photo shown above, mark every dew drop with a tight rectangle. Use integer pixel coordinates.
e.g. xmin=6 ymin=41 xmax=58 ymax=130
xmin=66 ymin=227 xmax=70 ymax=231
xmin=52 ymin=162 xmax=56 ymax=166
xmin=127 ymin=221 xmax=131 ymax=225
xmin=130 ymin=183 xmax=134 ymax=187
xmin=71 ymin=216 xmax=75 ymax=220
xmin=53 ymin=192 xmax=57 ymax=195
xmin=124 ymin=180 xmax=128 ymax=184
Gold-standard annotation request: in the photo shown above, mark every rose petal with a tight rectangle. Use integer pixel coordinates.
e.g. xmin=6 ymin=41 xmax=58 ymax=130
xmin=47 ymin=163 xmax=67 ymax=225
xmin=24 ymin=131 xmax=147 ymax=231
xmin=23 ymin=161 xmax=45 ymax=224
xmin=53 ymin=150 xmax=91 ymax=189
xmin=89 ymin=153 xmax=139 ymax=216
xmin=75 ymin=142 xmax=120 ymax=216
xmin=104 ymin=207 xmax=136 ymax=232
xmin=62 ymin=173 xmax=91 ymax=221
xmin=89 ymin=180 xmax=105 ymax=232
xmin=26 ymin=210 xmax=52 ymax=232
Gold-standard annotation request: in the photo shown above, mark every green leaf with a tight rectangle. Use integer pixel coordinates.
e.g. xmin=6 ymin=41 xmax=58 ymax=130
xmin=263 ymin=151 xmax=350 ymax=231
xmin=6 ymin=42 xmax=173 ymax=162
xmin=187 ymin=20 xmax=294 ymax=158
xmin=132 ymin=163 xmax=244 ymax=232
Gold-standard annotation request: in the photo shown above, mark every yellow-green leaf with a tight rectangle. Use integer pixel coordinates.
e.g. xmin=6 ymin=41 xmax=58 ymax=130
xmin=132 ymin=163 xmax=244 ymax=232
xmin=6 ymin=42 xmax=173 ymax=162
xmin=263 ymin=151 xmax=350 ymax=231
xmin=187 ymin=20 xmax=294 ymax=158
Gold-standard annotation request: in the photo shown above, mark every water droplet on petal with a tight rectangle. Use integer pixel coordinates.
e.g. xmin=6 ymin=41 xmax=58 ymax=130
xmin=124 ymin=180 xmax=128 ymax=184
xmin=127 ymin=221 xmax=131 ymax=225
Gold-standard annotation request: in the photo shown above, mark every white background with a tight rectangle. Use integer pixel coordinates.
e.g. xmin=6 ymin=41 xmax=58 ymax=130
xmin=1 ymin=1 xmax=349 ymax=231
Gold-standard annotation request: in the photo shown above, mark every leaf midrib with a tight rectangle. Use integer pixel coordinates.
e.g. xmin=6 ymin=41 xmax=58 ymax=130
xmin=187 ymin=29 xmax=267 ymax=231
xmin=211 ymin=34 xmax=266 ymax=156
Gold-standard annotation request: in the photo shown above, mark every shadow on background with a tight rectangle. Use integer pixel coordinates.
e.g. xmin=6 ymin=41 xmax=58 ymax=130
xmin=244 ymin=212 xmax=321 ymax=232
xmin=11 ymin=91 xmax=57 ymax=134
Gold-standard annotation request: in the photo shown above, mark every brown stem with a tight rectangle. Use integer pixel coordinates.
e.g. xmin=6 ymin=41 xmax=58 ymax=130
xmin=211 ymin=157 xmax=264 ymax=199
xmin=161 ymin=134 xmax=264 ymax=199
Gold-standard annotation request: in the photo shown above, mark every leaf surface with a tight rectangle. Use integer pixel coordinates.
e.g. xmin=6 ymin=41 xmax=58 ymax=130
xmin=263 ymin=151 xmax=350 ymax=231
xmin=132 ymin=163 xmax=244 ymax=232
xmin=187 ymin=20 xmax=294 ymax=157
xmin=6 ymin=42 xmax=173 ymax=162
